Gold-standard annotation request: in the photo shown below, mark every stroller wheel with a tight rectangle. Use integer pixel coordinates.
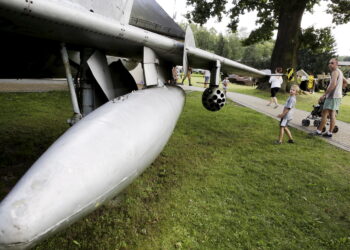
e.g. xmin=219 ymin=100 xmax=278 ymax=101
xmin=333 ymin=126 xmax=339 ymax=133
xmin=302 ymin=119 xmax=310 ymax=126
xmin=313 ymin=120 xmax=321 ymax=127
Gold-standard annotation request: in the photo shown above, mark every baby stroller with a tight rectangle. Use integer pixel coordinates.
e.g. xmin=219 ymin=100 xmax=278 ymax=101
xmin=301 ymin=99 xmax=339 ymax=133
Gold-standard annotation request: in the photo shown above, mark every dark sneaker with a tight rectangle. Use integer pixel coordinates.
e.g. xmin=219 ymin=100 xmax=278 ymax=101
xmin=309 ymin=131 xmax=322 ymax=136
xmin=322 ymin=133 xmax=332 ymax=138
xmin=288 ymin=139 xmax=294 ymax=143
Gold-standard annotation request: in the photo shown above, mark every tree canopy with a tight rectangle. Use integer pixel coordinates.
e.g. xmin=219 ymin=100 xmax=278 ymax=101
xmin=182 ymin=23 xmax=275 ymax=69
xmin=298 ymin=27 xmax=337 ymax=74
xmin=186 ymin=0 xmax=350 ymax=73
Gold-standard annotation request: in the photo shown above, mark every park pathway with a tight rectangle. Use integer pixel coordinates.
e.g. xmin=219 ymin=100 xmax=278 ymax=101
xmin=182 ymin=85 xmax=350 ymax=152
xmin=0 ymin=79 xmax=68 ymax=92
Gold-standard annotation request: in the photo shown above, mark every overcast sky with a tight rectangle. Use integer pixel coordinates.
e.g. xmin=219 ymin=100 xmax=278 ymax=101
xmin=156 ymin=0 xmax=350 ymax=56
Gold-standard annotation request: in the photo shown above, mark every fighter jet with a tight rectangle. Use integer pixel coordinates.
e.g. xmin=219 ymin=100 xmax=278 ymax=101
xmin=0 ymin=0 xmax=268 ymax=248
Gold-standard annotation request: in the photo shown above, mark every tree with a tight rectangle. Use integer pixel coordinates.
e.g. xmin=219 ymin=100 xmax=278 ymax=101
xmin=339 ymin=56 xmax=350 ymax=61
xmin=214 ymin=33 xmax=241 ymax=60
xmin=187 ymin=24 xmax=219 ymax=53
xmin=184 ymin=23 xmax=243 ymax=60
xmin=186 ymin=0 xmax=349 ymax=73
xmin=241 ymin=41 xmax=274 ymax=69
xmin=215 ymin=34 xmax=226 ymax=56
xmin=187 ymin=24 xmax=272 ymax=66
xmin=298 ymin=27 xmax=337 ymax=74
xmin=226 ymin=33 xmax=244 ymax=61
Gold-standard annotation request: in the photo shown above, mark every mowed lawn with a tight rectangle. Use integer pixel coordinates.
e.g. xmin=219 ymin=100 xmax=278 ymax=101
xmin=1 ymin=90 xmax=350 ymax=249
xmin=181 ymin=74 xmax=350 ymax=123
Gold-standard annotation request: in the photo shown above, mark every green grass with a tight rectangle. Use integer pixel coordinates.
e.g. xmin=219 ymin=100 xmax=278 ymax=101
xmin=180 ymin=75 xmax=350 ymax=123
xmin=0 ymin=92 xmax=71 ymax=197
xmin=1 ymin=91 xmax=350 ymax=249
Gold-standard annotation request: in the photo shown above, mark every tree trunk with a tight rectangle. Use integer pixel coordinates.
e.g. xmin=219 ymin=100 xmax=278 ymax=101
xmin=259 ymin=0 xmax=308 ymax=91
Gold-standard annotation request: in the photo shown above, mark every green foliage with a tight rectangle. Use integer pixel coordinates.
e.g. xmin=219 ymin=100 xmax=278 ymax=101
xmin=298 ymin=27 xmax=337 ymax=74
xmin=186 ymin=0 xmax=348 ymax=46
xmin=339 ymin=56 xmax=350 ymax=61
xmin=186 ymin=0 xmax=319 ymax=44
xmin=186 ymin=23 xmax=273 ymax=68
xmin=300 ymin=27 xmax=337 ymax=54
xmin=0 ymin=91 xmax=71 ymax=200
xmin=327 ymin=0 xmax=350 ymax=24
xmin=241 ymin=40 xmax=274 ymax=69
xmin=186 ymin=0 xmax=348 ymax=71
xmin=188 ymin=24 xmax=219 ymax=53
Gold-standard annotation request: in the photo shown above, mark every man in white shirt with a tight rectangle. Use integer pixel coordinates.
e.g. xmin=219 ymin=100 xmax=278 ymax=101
xmin=267 ymin=67 xmax=283 ymax=108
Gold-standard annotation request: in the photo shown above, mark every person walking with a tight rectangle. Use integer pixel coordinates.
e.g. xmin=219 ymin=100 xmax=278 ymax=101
xmin=204 ymin=70 xmax=210 ymax=88
xmin=307 ymin=72 xmax=315 ymax=93
xmin=311 ymin=58 xmax=348 ymax=137
xmin=275 ymin=84 xmax=299 ymax=144
xmin=172 ymin=66 xmax=178 ymax=84
xmin=181 ymin=66 xmax=192 ymax=86
xmin=222 ymin=77 xmax=229 ymax=94
xmin=267 ymin=67 xmax=283 ymax=108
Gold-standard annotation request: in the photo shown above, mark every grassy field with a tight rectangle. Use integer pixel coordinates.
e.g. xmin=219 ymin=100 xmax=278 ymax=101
xmin=180 ymin=74 xmax=350 ymax=123
xmin=1 ymin=90 xmax=350 ymax=249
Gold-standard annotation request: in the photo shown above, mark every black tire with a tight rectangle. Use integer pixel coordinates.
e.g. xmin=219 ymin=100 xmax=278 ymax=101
xmin=333 ymin=126 xmax=339 ymax=133
xmin=302 ymin=119 xmax=310 ymax=126
xmin=313 ymin=120 xmax=321 ymax=127
xmin=322 ymin=127 xmax=326 ymax=133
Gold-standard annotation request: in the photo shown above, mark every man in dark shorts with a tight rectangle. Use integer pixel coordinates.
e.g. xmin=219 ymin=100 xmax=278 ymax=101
xmin=267 ymin=67 xmax=283 ymax=109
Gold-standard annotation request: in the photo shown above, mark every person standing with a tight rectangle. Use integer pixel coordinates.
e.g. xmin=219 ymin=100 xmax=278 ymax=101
xmin=311 ymin=58 xmax=348 ymax=137
xmin=267 ymin=67 xmax=283 ymax=108
xmin=204 ymin=70 xmax=210 ymax=88
xmin=172 ymin=66 xmax=178 ymax=84
xmin=181 ymin=66 xmax=192 ymax=86
xmin=307 ymin=72 xmax=315 ymax=93
xmin=222 ymin=77 xmax=229 ymax=94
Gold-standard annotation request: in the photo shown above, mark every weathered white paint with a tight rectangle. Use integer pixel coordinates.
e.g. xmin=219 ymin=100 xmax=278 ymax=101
xmin=0 ymin=86 xmax=185 ymax=249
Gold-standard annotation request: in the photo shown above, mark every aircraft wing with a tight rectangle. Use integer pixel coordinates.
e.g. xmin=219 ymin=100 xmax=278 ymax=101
xmin=186 ymin=46 xmax=268 ymax=78
xmin=181 ymin=26 xmax=268 ymax=79
xmin=0 ymin=0 xmax=267 ymax=79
